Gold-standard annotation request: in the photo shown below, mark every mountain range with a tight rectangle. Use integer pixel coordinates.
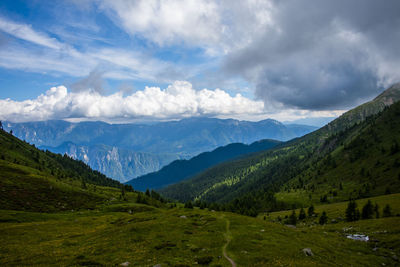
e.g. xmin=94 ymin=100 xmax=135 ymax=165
xmin=3 ymin=118 xmax=316 ymax=182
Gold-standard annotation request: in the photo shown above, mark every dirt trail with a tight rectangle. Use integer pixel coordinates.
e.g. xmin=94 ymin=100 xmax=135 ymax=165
xmin=222 ymin=218 xmax=237 ymax=267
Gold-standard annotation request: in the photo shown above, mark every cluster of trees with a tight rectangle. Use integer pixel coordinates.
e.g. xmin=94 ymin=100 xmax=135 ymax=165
xmin=136 ymin=189 xmax=167 ymax=206
xmin=346 ymin=200 xmax=393 ymax=221
xmin=282 ymin=205 xmax=328 ymax=225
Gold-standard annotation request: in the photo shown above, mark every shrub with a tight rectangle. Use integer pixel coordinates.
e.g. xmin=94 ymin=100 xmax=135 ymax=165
xmin=319 ymin=211 xmax=328 ymax=225
xmin=298 ymin=208 xmax=306 ymax=220
xmin=383 ymin=204 xmax=392 ymax=217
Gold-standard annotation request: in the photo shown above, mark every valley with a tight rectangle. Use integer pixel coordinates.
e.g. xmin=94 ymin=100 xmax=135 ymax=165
xmin=4 ymin=118 xmax=315 ymax=183
xmin=1 ymin=1 xmax=400 ymax=266
xmin=0 ymin=83 xmax=399 ymax=266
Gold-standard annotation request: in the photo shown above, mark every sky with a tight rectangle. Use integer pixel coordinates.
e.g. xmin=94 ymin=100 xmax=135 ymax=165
xmin=0 ymin=0 xmax=399 ymax=125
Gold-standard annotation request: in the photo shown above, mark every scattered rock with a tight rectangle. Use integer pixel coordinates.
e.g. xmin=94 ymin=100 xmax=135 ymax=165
xmin=347 ymin=234 xmax=369 ymax=242
xmin=303 ymin=248 xmax=314 ymax=256
xmin=153 ymin=264 xmax=162 ymax=267
xmin=285 ymin=224 xmax=296 ymax=229
xmin=260 ymin=229 xmax=265 ymax=232
xmin=180 ymin=215 xmax=187 ymax=219
xmin=392 ymin=255 xmax=399 ymax=261
xmin=120 ymin=262 xmax=130 ymax=266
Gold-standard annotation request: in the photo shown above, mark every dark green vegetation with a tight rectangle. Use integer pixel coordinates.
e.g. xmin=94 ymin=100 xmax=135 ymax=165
xmin=0 ymin=129 xmax=135 ymax=212
xmin=127 ymin=139 xmax=281 ymax=191
xmin=160 ymin=83 xmax=400 ymax=215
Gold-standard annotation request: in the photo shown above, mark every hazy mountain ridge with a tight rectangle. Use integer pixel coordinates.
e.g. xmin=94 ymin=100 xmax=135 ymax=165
xmin=127 ymin=139 xmax=281 ymax=191
xmin=4 ymin=118 xmax=316 ymax=182
xmin=42 ymin=142 xmax=182 ymax=182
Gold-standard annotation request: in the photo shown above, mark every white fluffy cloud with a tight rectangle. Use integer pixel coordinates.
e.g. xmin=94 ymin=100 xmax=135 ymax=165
xmin=0 ymin=81 xmax=264 ymax=122
xmin=101 ymin=0 xmax=222 ymax=47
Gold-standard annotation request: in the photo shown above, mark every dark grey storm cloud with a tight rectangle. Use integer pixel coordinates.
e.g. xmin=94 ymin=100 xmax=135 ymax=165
xmin=223 ymin=0 xmax=400 ymax=110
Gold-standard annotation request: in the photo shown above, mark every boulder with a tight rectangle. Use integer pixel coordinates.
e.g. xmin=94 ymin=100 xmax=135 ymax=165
xmin=303 ymin=248 xmax=314 ymax=256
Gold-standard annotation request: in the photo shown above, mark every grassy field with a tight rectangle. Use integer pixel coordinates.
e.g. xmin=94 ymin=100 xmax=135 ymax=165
xmin=269 ymin=193 xmax=400 ymax=222
xmin=1 ymin=196 xmax=399 ymax=266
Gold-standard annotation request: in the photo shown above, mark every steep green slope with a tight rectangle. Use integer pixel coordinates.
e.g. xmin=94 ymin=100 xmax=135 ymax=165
xmin=160 ymin=84 xmax=400 ymax=214
xmin=126 ymin=139 xmax=281 ymax=191
xmin=0 ymin=129 xmax=126 ymax=212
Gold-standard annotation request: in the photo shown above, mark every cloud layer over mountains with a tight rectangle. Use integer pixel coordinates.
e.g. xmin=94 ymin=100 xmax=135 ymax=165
xmin=0 ymin=81 xmax=264 ymax=122
xmin=0 ymin=0 xmax=399 ymax=122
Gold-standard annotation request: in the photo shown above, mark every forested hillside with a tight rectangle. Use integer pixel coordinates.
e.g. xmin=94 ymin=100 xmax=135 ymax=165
xmin=127 ymin=139 xmax=281 ymax=191
xmin=0 ymin=128 xmax=127 ymax=211
xmin=160 ymin=84 xmax=400 ymax=215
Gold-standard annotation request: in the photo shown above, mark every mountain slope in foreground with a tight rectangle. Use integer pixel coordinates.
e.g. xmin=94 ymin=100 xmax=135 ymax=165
xmin=127 ymin=139 xmax=281 ymax=191
xmin=160 ymin=83 xmax=400 ymax=213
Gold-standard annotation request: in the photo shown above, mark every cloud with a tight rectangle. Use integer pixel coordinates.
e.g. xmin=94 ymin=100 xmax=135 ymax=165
xmin=101 ymin=0 xmax=222 ymax=47
xmin=0 ymin=16 xmax=64 ymax=49
xmin=71 ymin=69 xmax=106 ymax=94
xmin=1 ymin=0 xmax=399 ymax=117
xmin=0 ymin=81 xmax=264 ymax=122
xmin=0 ymin=16 xmax=188 ymax=83
xmin=222 ymin=0 xmax=400 ymax=110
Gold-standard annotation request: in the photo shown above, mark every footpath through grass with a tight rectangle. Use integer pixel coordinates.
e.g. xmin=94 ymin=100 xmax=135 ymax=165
xmin=1 ymin=199 xmax=399 ymax=266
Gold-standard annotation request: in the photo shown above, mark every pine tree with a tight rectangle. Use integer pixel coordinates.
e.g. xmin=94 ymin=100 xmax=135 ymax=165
xmin=345 ymin=200 xmax=360 ymax=221
xmin=288 ymin=210 xmax=297 ymax=225
xmin=383 ymin=204 xmax=392 ymax=217
xmin=298 ymin=208 xmax=306 ymax=220
xmin=81 ymin=179 xmax=87 ymax=189
xmin=374 ymin=203 xmax=379 ymax=218
xmin=361 ymin=200 xmax=374 ymax=219
xmin=319 ymin=211 xmax=328 ymax=225
xmin=307 ymin=205 xmax=315 ymax=217
xmin=184 ymin=201 xmax=193 ymax=209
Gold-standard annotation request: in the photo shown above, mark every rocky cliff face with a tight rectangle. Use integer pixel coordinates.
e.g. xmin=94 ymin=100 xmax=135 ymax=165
xmin=41 ymin=142 xmax=182 ymax=183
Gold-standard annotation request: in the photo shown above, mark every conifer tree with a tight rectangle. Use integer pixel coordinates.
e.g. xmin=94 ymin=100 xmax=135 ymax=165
xmin=374 ymin=203 xmax=380 ymax=218
xmin=345 ymin=200 xmax=360 ymax=221
xmin=383 ymin=204 xmax=392 ymax=217
xmin=288 ymin=210 xmax=297 ymax=225
xmin=307 ymin=205 xmax=315 ymax=217
xmin=319 ymin=211 xmax=328 ymax=225
xmin=361 ymin=200 xmax=373 ymax=219
xmin=184 ymin=201 xmax=193 ymax=209
xmin=298 ymin=208 xmax=306 ymax=220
